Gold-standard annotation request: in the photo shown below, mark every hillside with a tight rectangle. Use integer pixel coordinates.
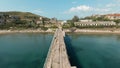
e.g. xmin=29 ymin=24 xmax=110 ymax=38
xmin=0 ymin=11 xmax=54 ymax=29
xmin=0 ymin=11 xmax=43 ymax=21
xmin=0 ymin=11 xmax=40 ymax=17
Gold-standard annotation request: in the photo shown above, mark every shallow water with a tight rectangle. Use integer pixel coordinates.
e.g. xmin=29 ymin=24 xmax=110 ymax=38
xmin=0 ymin=33 xmax=53 ymax=68
xmin=65 ymin=33 xmax=120 ymax=68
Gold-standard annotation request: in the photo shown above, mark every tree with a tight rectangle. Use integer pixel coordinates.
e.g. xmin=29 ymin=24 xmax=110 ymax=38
xmin=42 ymin=18 xmax=46 ymax=26
xmin=72 ymin=16 xmax=79 ymax=22
xmin=114 ymin=19 xmax=120 ymax=28
xmin=114 ymin=19 xmax=120 ymax=25
xmin=66 ymin=20 xmax=75 ymax=27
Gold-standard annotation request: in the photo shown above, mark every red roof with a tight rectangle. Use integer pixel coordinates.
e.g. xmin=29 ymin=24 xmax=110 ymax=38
xmin=107 ymin=14 xmax=120 ymax=16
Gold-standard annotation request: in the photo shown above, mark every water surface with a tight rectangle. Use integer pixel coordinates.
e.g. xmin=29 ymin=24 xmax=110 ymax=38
xmin=0 ymin=33 xmax=53 ymax=68
xmin=65 ymin=33 xmax=120 ymax=68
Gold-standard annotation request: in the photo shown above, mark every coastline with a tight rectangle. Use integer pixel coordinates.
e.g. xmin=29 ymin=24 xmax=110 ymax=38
xmin=1 ymin=29 xmax=120 ymax=34
xmin=64 ymin=29 xmax=120 ymax=34
xmin=0 ymin=29 xmax=55 ymax=34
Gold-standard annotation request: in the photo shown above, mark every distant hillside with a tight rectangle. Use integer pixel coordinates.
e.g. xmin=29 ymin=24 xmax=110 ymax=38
xmin=0 ymin=11 xmax=43 ymax=20
xmin=0 ymin=11 xmax=53 ymax=29
xmin=0 ymin=11 xmax=40 ymax=16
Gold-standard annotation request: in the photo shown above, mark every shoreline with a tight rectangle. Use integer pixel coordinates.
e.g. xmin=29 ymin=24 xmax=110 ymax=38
xmin=0 ymin=29 xmax=55 ymax=34
xmin=64 ymin=29 xmax=120 ymax=34
xmin=1 ymin=29 xmax=120 ymax=34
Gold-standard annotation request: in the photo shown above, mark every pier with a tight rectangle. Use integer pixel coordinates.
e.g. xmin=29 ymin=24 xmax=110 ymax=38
xmin=43 ymin=28 xmax=76 ymax=68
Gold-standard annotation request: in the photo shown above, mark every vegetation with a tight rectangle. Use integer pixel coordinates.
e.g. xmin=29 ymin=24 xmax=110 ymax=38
xmin=62 ymin=15 xmax=79 ymax=29
xmin=114 ymin=19 xmax=120 ymax=25
xmin=1 ymin=12 xmax=120 ymax=30
xmin=75 ymin=25 xmax=116 ymax=29
xmin=0 ymin=11 xmax=40 ymax=19
xmin=113 ymin=19 xmax=120 ymax=28
xmin=72 ymin=16 xmax=79 ymax=22
xmin=84 ymin=15 xmax=111 ymax=21
xmin=62 ymin=15 xmax=120 ymax=29
xmin=0 ymin=11 xmax=53 ymax=30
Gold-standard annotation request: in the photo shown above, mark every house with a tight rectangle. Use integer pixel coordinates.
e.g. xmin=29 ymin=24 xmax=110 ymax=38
xmin=39 ymin=17 xmax=42 ymax=20
xmin=105 ymin=14 xmax=120 ymax=20
xmin=35 ymin=17 xmax=44 ymax=24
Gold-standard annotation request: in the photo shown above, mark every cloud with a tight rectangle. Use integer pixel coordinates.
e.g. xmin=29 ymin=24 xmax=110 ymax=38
xmin=94 ymin=8 xmax=110 ymax=12
xmin=106 ymin=4 xmax=116 ymax=7
xmin=69 ymin=5 xmax=92 ymax=12
xmin=64 ymin=5 xmax=110 ymax=14
xmin=33 ymin=9 xmax=44 ymax=13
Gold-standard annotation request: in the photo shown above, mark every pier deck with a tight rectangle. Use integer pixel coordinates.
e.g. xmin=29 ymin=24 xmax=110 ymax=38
xmin=44 ymin=28 xmax=76 ymax=68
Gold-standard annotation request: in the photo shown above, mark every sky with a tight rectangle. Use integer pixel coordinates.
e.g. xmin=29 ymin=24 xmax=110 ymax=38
xmin=0 ymin=0 xmax=120 ymax=20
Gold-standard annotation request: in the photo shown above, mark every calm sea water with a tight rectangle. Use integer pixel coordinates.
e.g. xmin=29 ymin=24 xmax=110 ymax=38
xmin=1 ymin=33 xmax=120 ymax=68
xmin=65 ymin=33 xmax=120 ymax=68
xmin=0 ymin=33 xmax=53 ymax=68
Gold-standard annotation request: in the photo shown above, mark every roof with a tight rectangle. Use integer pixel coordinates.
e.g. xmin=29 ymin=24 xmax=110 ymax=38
xmin=106 ymin=14 xmax=120 ymax=16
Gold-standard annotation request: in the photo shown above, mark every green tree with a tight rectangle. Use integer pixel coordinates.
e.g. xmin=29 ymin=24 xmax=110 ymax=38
xmin=72 ymin=16 xmax=79 ymax=22
xmin=114 ymin=19 xmax=120 ymax=25
xmin=42 ymin=18 xmax=45 ymax=26
xmin=66 ymin=19 xmax=75 ymax=28
xmin=114 ymin=19 xmax=120 ymax=28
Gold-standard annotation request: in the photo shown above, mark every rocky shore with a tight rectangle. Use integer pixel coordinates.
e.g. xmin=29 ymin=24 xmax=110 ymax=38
xmin=64 ymin=29 xmax=120 ymax=34
xmin=1 ymin=29 xmax=120 ymax=34
xmin=0 ymin=29 xmax=55 ymax=34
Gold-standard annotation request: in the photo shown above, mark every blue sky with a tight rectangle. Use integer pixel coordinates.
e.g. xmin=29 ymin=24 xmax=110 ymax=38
xmin=0 ymin=0 xmax=120 ymax=20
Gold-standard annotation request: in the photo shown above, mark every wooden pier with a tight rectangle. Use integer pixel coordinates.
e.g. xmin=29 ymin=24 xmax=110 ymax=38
xmin=43 ymin=28 xmax=76 ymax=68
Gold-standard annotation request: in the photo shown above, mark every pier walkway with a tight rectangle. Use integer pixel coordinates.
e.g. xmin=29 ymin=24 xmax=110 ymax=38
xmin=43 ymin=28 xmax=76 ymax=68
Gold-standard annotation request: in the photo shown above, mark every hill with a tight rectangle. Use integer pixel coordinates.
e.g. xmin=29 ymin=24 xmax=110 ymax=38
xmin=0 ymin=11 xmax=42 ymax=20
xmin=0 ymin=11 xmax=54 ymax=29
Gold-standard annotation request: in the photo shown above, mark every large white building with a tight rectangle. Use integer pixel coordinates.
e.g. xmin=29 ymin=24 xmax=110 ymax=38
xmin=74 ymin=21 xmax=116 ymax=26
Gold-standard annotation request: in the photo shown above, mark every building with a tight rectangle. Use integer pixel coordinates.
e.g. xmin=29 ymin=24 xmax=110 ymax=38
xmin=74 ymin=21 xmax=116 ymax=26
xmin=36 ymin=17 xmax=43 ymax=24
xmin=91 ymin=14 xmax=102 ymax=18
xmin=61 ymin=20 xmax=67 ymax=25
xmin=39 ymin=17 xmax=42 ymax=20
xmin=105 ymin=14 xmax=120 ymax=20
xmin=80 ymin=19 xmax=92 ymax=22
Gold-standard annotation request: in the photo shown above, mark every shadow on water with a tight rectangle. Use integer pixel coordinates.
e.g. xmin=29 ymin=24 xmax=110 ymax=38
xmin=64 ymin=34 xmax=82 ymax=68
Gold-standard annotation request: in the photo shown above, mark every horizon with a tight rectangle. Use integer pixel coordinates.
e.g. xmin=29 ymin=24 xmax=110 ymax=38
xmin=0 ymin=0 xmax=120 ymax=20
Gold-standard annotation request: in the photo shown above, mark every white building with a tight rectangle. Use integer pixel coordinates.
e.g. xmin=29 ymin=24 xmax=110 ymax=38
xmin=74 ymin=21 xmax=116 ymax=26
xmin=80 ymin=19 xmax=92 ymax=22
